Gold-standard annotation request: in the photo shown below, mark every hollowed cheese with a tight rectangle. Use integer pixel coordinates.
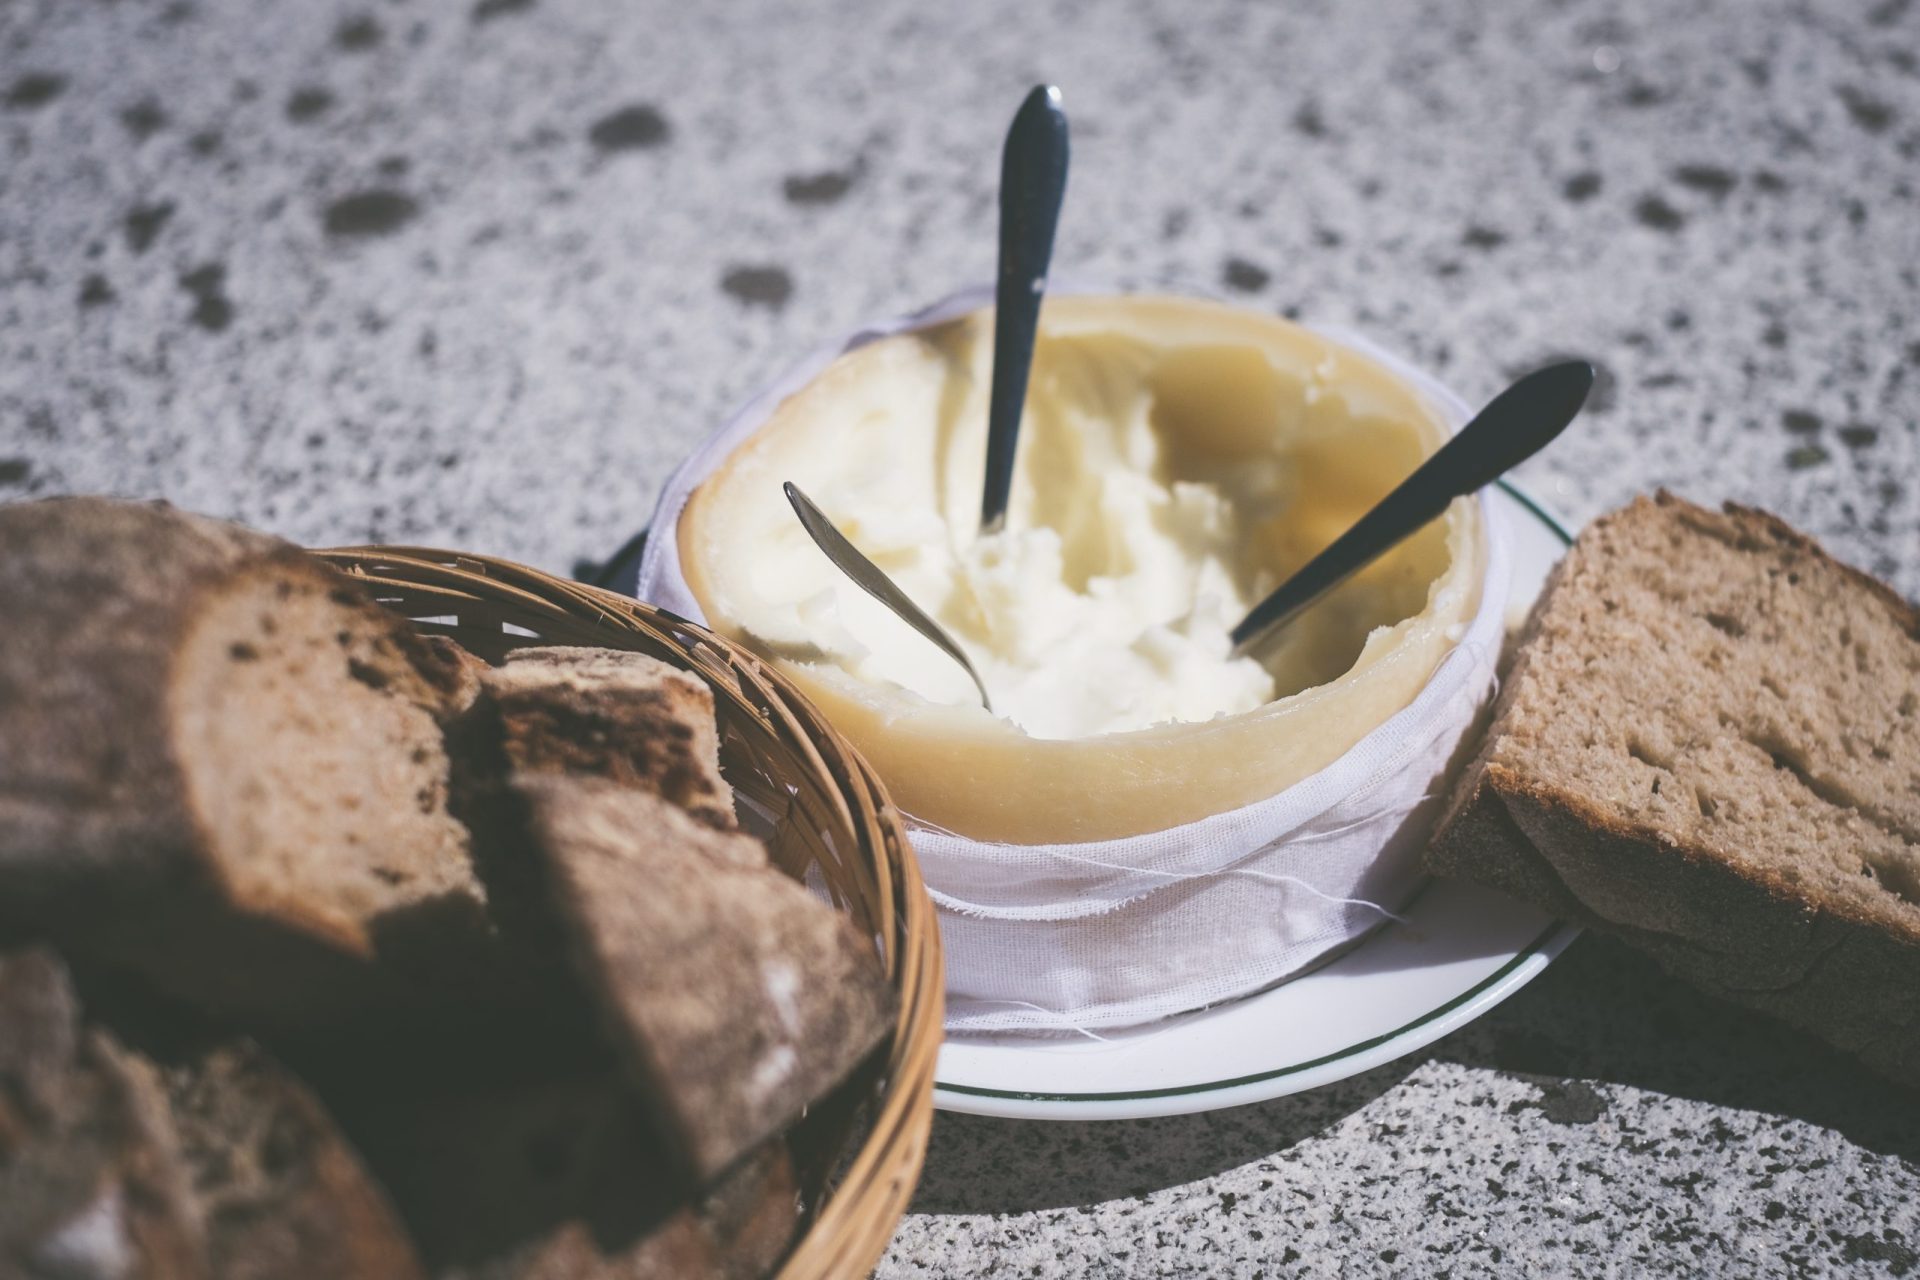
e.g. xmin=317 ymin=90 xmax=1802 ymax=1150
xmin=680 ymin=295 xmax=1484 ymax=843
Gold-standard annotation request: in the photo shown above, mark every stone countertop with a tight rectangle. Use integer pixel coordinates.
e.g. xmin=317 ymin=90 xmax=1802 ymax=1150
xmin=2 ymin=0 xmax=1916 ymax=1274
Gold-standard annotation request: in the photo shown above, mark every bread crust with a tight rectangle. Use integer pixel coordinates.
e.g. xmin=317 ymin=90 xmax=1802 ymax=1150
xmin=161 ymin=1041 xmax=427 ymax=1280
xmin=515 ymin=775 xmax=891 ymax=1186
xmin=485 ymin=646 xmax=736 ymax=830
xmin=1428 ymin=491 xmax=1920 ymax=1087
xmin=1 ymin=498 xmax=302 ymax=907
xmin=0 ymin=498 xmax=491 ymax=1033
xmin=0 ymin=947 xmax=425 ymax=1279
xmin=0 ymin=948 xmax=206 ymax=1279
xmin=0 ymin=499 xmax=476 ymax=908
xmin=1434 ymin=766 xmax=1920 ymax=1084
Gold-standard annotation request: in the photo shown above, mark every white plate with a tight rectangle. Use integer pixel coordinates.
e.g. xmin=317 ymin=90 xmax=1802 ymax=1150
xmin=932 ymin=480 xmax=1579 ymax=1121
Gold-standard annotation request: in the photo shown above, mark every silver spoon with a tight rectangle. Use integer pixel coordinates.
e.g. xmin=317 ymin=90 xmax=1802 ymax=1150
xmin=784 ymin=482 xmax=994 ymax=712
xmin=1230 ymin=361 xmax=1595 ymax=656
xmin=980 ymin=84 xmax=1070 ymax=534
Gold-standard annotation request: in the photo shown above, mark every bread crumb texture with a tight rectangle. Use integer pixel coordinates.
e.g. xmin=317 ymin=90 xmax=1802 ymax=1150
xmin=173 ymin=568 xmax=487 ymax=951
xmin=1484 ymin=492 xmax=1920 ymax=925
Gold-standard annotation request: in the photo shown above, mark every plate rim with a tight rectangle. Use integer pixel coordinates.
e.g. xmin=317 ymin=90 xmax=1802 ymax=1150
xmin=931 ymin=477 xmax=1577 ymax=1116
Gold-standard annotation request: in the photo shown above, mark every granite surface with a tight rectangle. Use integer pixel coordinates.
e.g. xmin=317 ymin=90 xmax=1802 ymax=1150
xmin=2 ymin=0 xmax=1917 ymax=1275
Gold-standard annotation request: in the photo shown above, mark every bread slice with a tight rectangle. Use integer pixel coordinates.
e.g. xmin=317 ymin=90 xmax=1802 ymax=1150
xmin=0 ymin=947 xmax=423 ymax=1279
xmin=0 ymin=498 xmax=494 ymax=1032
xmin=158 ymin=1042 xmax=427 ymax=1280
xmin=335 ymin=1067 xmax=698 ymax=1274
xmin=484 ymin=646 xmax=736 ymax=830
xmin=1428 ymin=491 xmax=1920 ymax=1086
xmin=0 ymin=947 xmax=204 ymax=1279
xmin=692 ymin=1142 xmax=800 ymax=1280
xmin=444 ymin=642 xmax=739 ymax=998
xmin=451 ymin=1216 xmax=719 ymax=1280
xmin=514 ymin=775 xmax=892 ymax=1184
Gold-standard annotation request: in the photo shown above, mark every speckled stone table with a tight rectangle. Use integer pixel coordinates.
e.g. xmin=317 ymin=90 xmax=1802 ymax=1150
xmin=3 ymin=0 xmax=1916 ymax=1275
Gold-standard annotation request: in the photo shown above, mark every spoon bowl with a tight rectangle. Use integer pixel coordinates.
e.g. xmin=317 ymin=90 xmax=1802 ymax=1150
xmin=783 ymin=482 xmax=995 ymax=713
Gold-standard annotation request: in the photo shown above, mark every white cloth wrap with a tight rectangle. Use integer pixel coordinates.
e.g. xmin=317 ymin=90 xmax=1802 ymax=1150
xmin=636 ymin=287 xmax=1513 ymax=1035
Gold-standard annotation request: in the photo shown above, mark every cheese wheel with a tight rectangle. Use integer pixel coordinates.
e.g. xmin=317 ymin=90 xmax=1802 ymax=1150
xmin=679 ymin=295 xmax=1484 ymax=843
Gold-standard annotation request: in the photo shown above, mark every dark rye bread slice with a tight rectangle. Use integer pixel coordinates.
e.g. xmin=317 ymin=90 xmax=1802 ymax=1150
xmin=442 ymin=643 xmax=737 ymax=998
xmin=0 ymin=498 xmax=494 ymax=1032
xmin=335 ymin=1069 xmax=694 ymax=1275
xmin=484 ymin=646 xmax=736 ymax=830
xmin=157 ymin=1043 xmax=426 ymax=1280
xmin=515 ymin=774 xmax=893 ymax=1185
xmin=0 ymin=948 xmax=423 ymax=1280
xmin=452 ymin=1217 xmax=718 ymax=1280
xmin=0 ymin=948 xmax=203 ymax=1279
xmin=335 ymin=1067 xmax=797 ymax=1280
xmin=1428 ymin=491 xmax=1920 ymax=1086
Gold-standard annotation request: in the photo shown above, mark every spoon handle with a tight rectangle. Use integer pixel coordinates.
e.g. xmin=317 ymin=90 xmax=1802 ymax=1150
xmin=981 ymin=85 xmax=1070 ymax=534
xmin=1230 ymin=360 xmax=1594 ymax=655
xmin=784 ymin=482 xmax=995 ymax=712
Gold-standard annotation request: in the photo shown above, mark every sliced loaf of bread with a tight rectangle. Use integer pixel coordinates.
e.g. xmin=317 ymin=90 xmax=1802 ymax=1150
xmin=1 ymin=498 xmax=890 ymax=1277
xmin=0 ymin=498 xmax=495 ymax=1032
xmin=1428 ymin=491 xmax=1920 ymax=1086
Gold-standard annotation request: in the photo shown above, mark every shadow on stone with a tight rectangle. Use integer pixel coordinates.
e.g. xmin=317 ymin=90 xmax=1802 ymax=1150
xmin=1425 ymin=932 xmax=1920 ymax=1166
xmin=912 ymin=931 xmax=1919 ymax=1217
xmin=906 ymin=1055 xmax=1416 ymax=1215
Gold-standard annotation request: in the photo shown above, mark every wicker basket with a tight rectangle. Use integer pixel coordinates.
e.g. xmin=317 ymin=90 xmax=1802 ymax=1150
xmin=317 ymin=545 xmax=941 ymax=1280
